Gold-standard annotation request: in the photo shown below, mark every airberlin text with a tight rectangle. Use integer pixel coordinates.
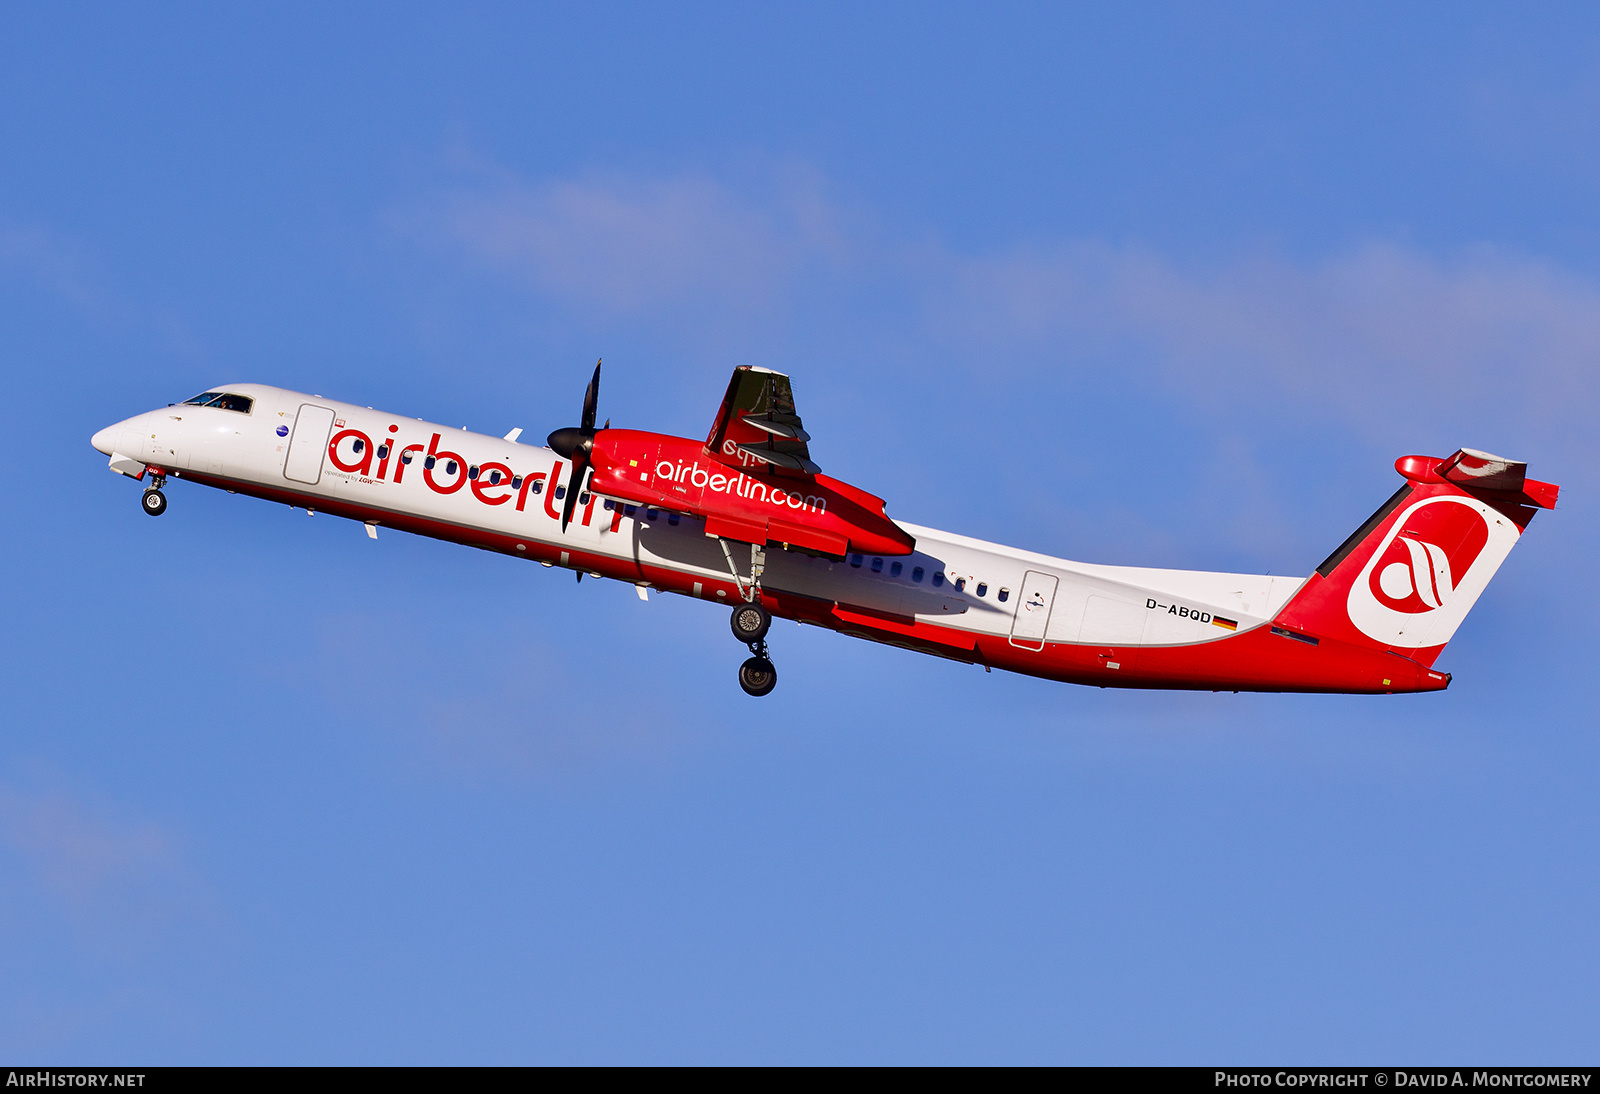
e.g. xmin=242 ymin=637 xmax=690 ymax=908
xmin=1148 ymin=599 xmax=1213 ymax=624
xmin=655 ymin=457 xmax=826 ymax=515
xmin=320 ymin=428 xmax=620 ymax=531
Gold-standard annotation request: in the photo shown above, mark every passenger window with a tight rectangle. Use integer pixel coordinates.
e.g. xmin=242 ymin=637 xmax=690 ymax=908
xmin=668 ymin=512 xmax=680 ymax=525
xmin=445 ymin=461 xmax=458 ymax=476
xmin=352 ymin=439 xmax=365 ymax=454
xmin=850 ymin=554 xmax=863 ymax=568
xmin=401 ymin=452 xmax=413 ymax=464
xmin=377 ymin=444 xmax=389 ymax=459
xmin=603 ymin=499 xmax=614 ymax=511
xmin=531 ymin=480 xmax=542 ymax=494
xmin=890 ymin=561 xmax=902 ymax=577
xmin=424 ymin=455 xmax=436 ymax=470
xmin=871 ymin=558 xmax=883 ymax=572
xmin=976 ymin=583 xmax=987 ymax=597
xmin=554 ymin=486 xmax=566 ymax=500
xmin=646 ymin=509 xmax=658 ymax=520
xmin=912 ymin=566 xmax=924 ymax=582
xmin=468 ymin=465 xmax=479 ymax=480
xmin=580 ymin=492 xmax=590 ymax=504
xmin=489 ymin=470 xmax=502 ymax=485
xmin=511 ymin=476 xmax=523 ymax=489
xmin=932 ymin=572 xmax=944 ymax=587
xmin=624 ymin=505 xmax=637 ymax=516
xmin=955 ymin=577 xmax=966 ymax=592
xmin=998 ymin=588 xmax=1010 ymax=602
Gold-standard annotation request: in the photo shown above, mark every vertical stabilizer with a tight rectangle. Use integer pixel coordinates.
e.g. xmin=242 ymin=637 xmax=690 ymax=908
xmin=1272 ymin=451 xmax=1558 ymax=667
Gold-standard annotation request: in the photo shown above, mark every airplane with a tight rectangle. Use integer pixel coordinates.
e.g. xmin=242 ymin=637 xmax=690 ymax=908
xmin=90 ymin=363 xmax=1558 ymax=697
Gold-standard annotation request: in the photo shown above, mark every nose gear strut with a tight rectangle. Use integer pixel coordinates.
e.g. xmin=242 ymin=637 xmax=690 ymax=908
xmin=141 ymin=470 xmax=169 ymax=516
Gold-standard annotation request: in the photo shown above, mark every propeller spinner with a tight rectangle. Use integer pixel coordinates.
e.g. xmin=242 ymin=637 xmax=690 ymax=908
xmin=547 ymin=359 xmax=603 ymax=533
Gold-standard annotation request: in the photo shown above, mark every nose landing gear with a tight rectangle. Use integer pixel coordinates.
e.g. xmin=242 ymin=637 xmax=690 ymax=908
xmin=141 ymin=473 xmax=168 ymax=517
xmin=731 ymin=602 xmax=777 ymax=697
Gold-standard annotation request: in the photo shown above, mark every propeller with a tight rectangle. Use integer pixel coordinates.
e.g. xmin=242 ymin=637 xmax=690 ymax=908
xmin=547 ymin=359 xmax=603 ymax=533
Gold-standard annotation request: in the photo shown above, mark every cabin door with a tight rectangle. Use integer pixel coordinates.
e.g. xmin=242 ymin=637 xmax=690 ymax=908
xmin=1008 ymin=570 xmax=1059 ymax=650
xmin=284 ymin=404 xmax=336 ymax=485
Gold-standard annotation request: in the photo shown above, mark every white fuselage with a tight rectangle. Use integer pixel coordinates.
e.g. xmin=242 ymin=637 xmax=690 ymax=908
xmin=93 ymin=384 xmax=1305 ymax=678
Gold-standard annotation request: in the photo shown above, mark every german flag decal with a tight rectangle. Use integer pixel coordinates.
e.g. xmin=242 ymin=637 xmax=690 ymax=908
xmin=1212 ymin=616 xmax=1239 ymax=631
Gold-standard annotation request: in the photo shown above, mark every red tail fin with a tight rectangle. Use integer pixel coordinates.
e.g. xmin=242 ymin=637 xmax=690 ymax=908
xmin=1273 ymin=450 xmax=1558 ymax=667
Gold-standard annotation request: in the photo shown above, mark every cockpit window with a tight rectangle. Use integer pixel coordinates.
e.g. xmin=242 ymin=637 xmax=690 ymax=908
xmin=181 ymin=391 xmax=254 ymax=414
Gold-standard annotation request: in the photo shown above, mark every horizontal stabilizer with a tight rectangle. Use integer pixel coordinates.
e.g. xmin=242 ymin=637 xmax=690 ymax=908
xmin=1395 ymin=449 xmax=1560 ymax=509
xmin=1439 ymin=448 xmax=1526 ymax=492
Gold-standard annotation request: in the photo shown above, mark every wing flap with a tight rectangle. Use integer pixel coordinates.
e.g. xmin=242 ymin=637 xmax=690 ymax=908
xmin=741 ymin=414 xmax=810 ymax=442
xmin=706 ymin=366 xmax=818 ymax=474
xmin=704 ymin=513 xmax=768 ymax=544
xmin=735 ymin=440 xmax=820 ymax=474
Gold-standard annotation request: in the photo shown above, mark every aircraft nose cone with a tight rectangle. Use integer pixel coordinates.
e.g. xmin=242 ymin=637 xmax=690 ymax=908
xmin=91 ymin=425 xmax=117 ymax=455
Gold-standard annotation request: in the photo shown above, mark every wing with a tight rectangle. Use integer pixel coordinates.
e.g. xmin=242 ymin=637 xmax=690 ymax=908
xmin=704 ymin=366 xmax=821 ymax=475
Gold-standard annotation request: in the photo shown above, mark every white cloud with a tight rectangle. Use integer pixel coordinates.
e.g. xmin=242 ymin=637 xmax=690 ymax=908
xmin=423 ymin=166 xmax=1597 ymax=467
xmin=937 ymin=240 xmax=1600 ymax=440
xmin=0 ymin=224 xmax=107 ymax=311
xmin=433 ymin=170 xmax=852 ymax=320
xmin=0 ymin=782 xmax=208 ymax=954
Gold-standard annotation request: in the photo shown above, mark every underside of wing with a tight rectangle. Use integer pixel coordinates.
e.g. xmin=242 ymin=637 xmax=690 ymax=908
xmin=705 ymin=366 xmax=820 ymax=475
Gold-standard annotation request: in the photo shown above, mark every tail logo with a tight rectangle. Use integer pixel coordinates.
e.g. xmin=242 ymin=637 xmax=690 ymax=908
xmin=1346 ymin=495 xmax=1515 ymax=648
xmin=1368 ymin=501 xmax=1487 ymax=614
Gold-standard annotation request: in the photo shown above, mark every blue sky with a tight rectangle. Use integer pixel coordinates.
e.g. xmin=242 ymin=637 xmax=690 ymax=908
xmin=2 ymin=3 xmax=1596 ymax=1063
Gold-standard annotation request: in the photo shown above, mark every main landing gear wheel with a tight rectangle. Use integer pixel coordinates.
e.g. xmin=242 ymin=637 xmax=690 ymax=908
xmin=738 ymin=655 xmax=778 ymax=697
xmin=730 ymin=602 xmax=771 ymax=643
xmin=732 ymin=603 xmax=777 ymax=696
xmin=141 ymin=489 xmax=167 ymax=516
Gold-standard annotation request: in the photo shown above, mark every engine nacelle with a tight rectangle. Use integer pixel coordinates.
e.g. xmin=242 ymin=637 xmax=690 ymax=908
xmin=586 ymin=429 xmax=915 ymax=557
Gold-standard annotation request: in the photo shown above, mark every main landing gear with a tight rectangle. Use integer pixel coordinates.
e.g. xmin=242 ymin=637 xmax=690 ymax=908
xmin=730 ymin=601 xmax=777 ymax=697
xmin=141 ymin=472 xmax=168 ymax=517
xmin=720 ymin=540 xmax=778 ymax=697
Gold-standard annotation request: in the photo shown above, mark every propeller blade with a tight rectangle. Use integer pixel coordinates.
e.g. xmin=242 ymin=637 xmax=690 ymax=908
xmin=550 ymin=358 xmax=605 ymax=532
xmin=560 ymin=449 xmax=589 ymax=532
xmin=580 ymin=359 xmax=601 ymax=432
